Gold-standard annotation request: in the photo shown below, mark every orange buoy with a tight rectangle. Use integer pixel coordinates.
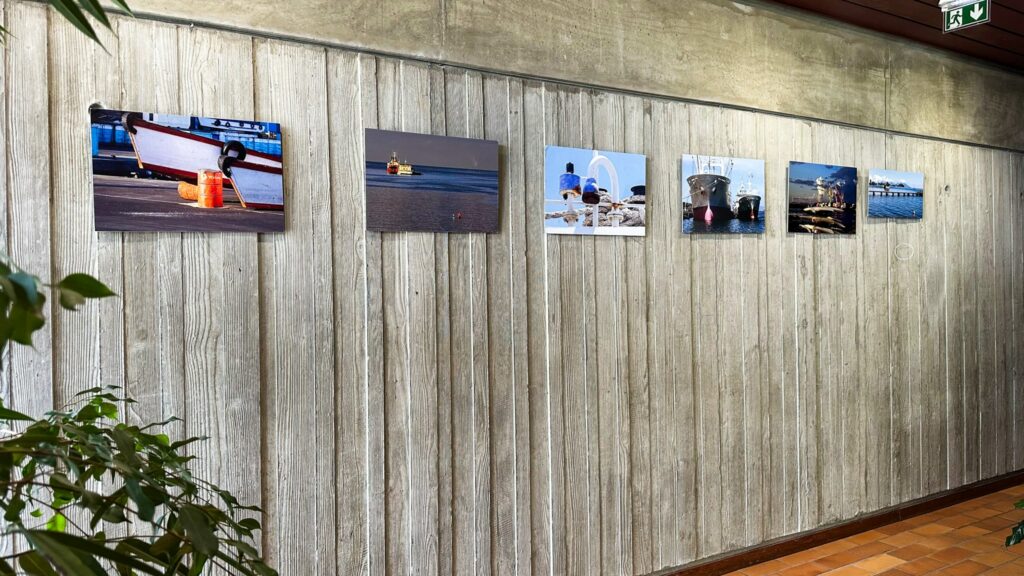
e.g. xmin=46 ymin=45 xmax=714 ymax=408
xmin=177 ymin=181 xmax=199 ymax=201
xmin=197 ymin=169 xmax=224 ymax=208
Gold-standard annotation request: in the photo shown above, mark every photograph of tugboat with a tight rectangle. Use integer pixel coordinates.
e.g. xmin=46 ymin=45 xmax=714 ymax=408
xmin=364 ymin=128 xmax=499 ymax=233
xmin=682 ymin=155 xmax=765 ymax=234
xmin=867 ymin=169 xmax=924 ymax=219
xmin=787 ymin=161 xmax=858 ymax=235
xmin=544 ymin=146 xmax=646 ymax=236
xmin=90 ymin=108 xmax=284 ymax=232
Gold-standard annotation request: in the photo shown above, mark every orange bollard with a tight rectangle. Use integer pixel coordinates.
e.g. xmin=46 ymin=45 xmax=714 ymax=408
xmin=197 ymin=169 xmax=224 ymax=208
xmin=178 ymin=181 xmax=199 ymax=201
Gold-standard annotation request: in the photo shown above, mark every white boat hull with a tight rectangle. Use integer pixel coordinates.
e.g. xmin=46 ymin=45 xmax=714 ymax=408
xmin=125 ymin=116 xmax=281 ymax=182
xmin=224 ymin=160 xmax=284 ymax=210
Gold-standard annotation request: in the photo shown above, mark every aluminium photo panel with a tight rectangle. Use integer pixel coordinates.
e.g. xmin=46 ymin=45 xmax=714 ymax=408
xmin=91 ymin=108 xmax=284 ymax=232
xmin=867 ymin=169 xmax=924 ymax=219
xmin=787 ymin=161 xmax=858 ymax=235
xmin=682 ymin=154 xmax=765 ymax=234
xmin=544 ymin=145 xmax=646 ymax=236
xmin=364 ymin=128 xmax=500 ymax=233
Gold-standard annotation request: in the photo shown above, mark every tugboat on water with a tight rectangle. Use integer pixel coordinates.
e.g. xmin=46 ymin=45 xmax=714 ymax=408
xmin=386 ymin=152 xmax=415 ymax=176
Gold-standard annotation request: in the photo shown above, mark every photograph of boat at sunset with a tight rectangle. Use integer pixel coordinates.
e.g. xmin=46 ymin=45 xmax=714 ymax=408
xmin=544 ymin=146 xmax=646 ymax=236
xmin=364 ymin=129 xmax=500 ymax=233
xmin=867 ymin=169 xmax=924 ymax=219
xmin=787 ymin=161 xmax=858 ymax=235
xmin=682 ymin=154 xmax=765 ymax=234
xmin=90 ymin=108 xmax=285 ymax=232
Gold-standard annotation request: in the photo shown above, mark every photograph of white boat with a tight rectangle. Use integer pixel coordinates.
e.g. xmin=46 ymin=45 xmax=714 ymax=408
xmin=682 ymin=155 xmax=765 ymax=234
xmin=544 ymin=146 xmax=646 ymax=236
xmin=90 ymin=108 xmax=285 ymax=232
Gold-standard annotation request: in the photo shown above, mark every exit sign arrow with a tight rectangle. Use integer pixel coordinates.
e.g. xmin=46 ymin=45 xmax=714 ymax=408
xmin=944 ymin=0 xmax=991 ymax=33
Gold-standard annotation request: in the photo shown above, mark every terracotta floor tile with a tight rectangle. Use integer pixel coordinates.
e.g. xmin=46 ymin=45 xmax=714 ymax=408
xmin=844 ymin=530 xmax=886 ymax=545
xmin=981 ymin=563 xmax=1024 ymax=575
xmin=929 ymin=546 xmax=975 ymax=563
xmin=889 ymin=544 xmax=932 ymax=561
xmin=939 ymin=514 xmax=979 ymax=529
xmin=851 ymin=553 xmax=904 ymax=572
xmin=918 ymin=534 xmax=962 ymax=550
xmin=821 ymin=566 xmax=870 ymax=576
xmin=911 ymin=523 xmax=955 ymax=536
xmin=954 ymin=525 xmax=994 ymax=538
xmin=965 ymin=507 xmax=1005 ymax=520
xmin=959 ymin=538 xmax=1005 ymax=553
xmin=876 ymin=571 xmax=912 ymax=576
xmin=942 ymin=560 xmax=991 ymax=576
xmin=896 ymin=556 xmax=945 ymax=575
xmin=776 ymin=562 xmax=830 ymax=576
xmin=816 ymin=542 xmax=894 ymax=570
xmin=972 ymin=549 xmax=1015 ymax=567
xmin=880 ymin=532 xmax=925 ymax=547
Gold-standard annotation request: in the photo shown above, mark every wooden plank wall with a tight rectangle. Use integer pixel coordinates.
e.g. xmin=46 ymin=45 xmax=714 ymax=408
xmin=4 ymin=4 xmax=1023 ymax=574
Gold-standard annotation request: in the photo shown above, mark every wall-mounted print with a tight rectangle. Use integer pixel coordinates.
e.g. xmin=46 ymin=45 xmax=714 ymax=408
xmin=682 ymin=155 xmax=765 ymax=234
xmin=90 ymin=108 xmax=284 ymax=232
xmin=867 ymin=169 xmax=924 ymax=219
xmin=544 ymin=146 xmax=646 ymax=236
xmin=787 ymin=161 xmax=858 ymax=235
xmin=364 ymin=129 xmax=499 ymax=233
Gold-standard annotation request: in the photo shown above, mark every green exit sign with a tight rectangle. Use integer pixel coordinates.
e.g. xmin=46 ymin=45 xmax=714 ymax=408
xmin=944 ymin=0 xmax=990 ymax=33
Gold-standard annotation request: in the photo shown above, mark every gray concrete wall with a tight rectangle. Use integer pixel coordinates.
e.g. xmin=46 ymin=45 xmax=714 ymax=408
xmin=122 ymin=0 xmax=1024 ymax=150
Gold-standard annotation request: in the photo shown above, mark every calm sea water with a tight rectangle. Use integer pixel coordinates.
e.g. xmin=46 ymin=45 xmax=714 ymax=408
xmin=366 ymin=161 xmax=498 ymax=194
xmin=683 ymin=214 xmax=766 ymax=234
xmin=868 ymin=194 xmax=923 ymax=219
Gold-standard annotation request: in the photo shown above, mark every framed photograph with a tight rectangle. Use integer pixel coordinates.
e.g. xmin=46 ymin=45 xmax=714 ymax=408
xmin=364 ymin=129 xmax=500 ymax=233
xmin=787 ymin=161 xmax=858 ymax=235
xmin=682 ymin=155 xmax=765 ymax=234
xmin=867 ymin=169 xmax=924 ymax=219
xmin=544 ymin=146 xmax=646 ymax=236
xmin=91 ymin=108 xmax=284 ymax=232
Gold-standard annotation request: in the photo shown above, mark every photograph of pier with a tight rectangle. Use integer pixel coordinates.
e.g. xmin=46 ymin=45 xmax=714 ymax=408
xmin=365 ymin=129 xmax=499 ymax=233
xmin=867 ymin=169 xmax=924 ymax=219
xmin=544 ymin=146 xmax=646 ymax=236
xmin=90 ymin=108 xmax=284 ymax=233
xmin=787 ymin=161 xmax=858 ymax=235
xmin=682 ymin=155 xmax=765 ymax=234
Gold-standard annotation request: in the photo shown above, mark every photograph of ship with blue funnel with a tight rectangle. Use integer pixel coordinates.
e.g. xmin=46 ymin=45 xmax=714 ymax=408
xmin=787 ymin=162 xmax=858 ymax=235
xmin=682 ymin=155 xmax=765 ymax=234
xmin=365 ymin=129 xmax=499 ymax=233
xmin=544 ymin=146 xmax=646 ymax=236
xmin=90 ymin=108 xmax=285 ymax=232
xmin=867 ymin=169 xmax=924 ymax=219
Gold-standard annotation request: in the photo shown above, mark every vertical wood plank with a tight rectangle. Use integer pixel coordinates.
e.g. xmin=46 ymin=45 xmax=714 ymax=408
xmin=254 ymin=38 xmax=336 ymax=574
xmin=176 ymin=26 xmax=262 ymax=536
xmin=591 ymin=90 xmax=627 ymax=576
xmin=116 ymin=18 xmax=186 ymax=444
xmin=483 ymin=73 xmax=516 ymax=576
xmin=523 ymin=79 xmax=553 ymax=576
xmin=8 ymin=1 xmax=51 ymax=418
xmin=328 ymin=48 xmax=371 ymax=576
xmin=49 ymin=13 xmax=120 ymax=402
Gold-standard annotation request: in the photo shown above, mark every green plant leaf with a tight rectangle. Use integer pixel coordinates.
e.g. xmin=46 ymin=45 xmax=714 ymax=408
xmin=23 ymin=531 xmax=106 ymax=576
xmin=76 ymin=0 xmax=112 ymax=29
xmin=18 ymin=551 xmax=58 ymax=576
xmin=58 ymin=273 xmax=115 ymax=299
xmin=179 ymin=504 xmax=219 ymax=557
xmin=46 ymin=512 xmax=67 ymax=533
xmin=57 ymin=287 xmax=86 ymax=311
xmin=0 ymin=403 xmax=32 ymax=421
xmin=47 ymin=0 xmax=100 ymax=44
xmin=30 ymin=531 xmax=163 ymax=575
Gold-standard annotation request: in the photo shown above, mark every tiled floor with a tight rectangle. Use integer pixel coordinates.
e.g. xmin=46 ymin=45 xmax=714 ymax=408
xmin=728 ymin=484 xmax=1024 ymax=575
